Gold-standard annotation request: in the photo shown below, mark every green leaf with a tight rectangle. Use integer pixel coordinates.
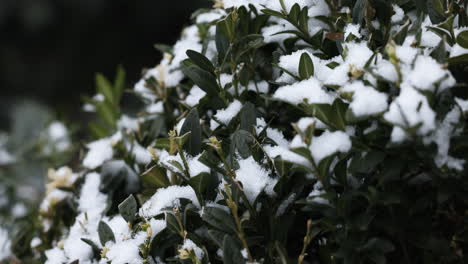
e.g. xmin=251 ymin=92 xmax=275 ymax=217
xmin=289 ymin=4 xmax=300 ymax=23
xmin=155 ymin=138 xmax=171 ymax=150
xmin=427 ymin=0 xmax=446 ymax=24
xmin=448 ymin=54 xmax=468 ymax=65
xmin=186 ymin=50 xmax=215 ymax=73
xmin=318 ymin=155 xmax=335 ymax=180
xmin=141 ymin=165 xmax=170 ymax=189
xmin=154 ymin=43 xmax=173 ymax=55
xmin=182 ymin=66 xmax=219 ymax=96
xmin=393 ymin=19 xmax=411 ymax=45
xmin=150 ymin=228 xmax=181 ymax=259
xmin=180 ymin=108 xmax=202 ymax=156
xmin=100 ymin=160 xmax=139 ymax=194
xmin=456 ymin=31 xmax=468 ymax=49
xmin=166 ymin=213 xmax=183 ymax=235
xmin=430 ymin=38 xmax=447 ymax=63
xmin=114 ymin=65 xmax=126 ymax=99
xmin=98 ymin=221 xmax=115 ymax=245
xmin=361 ymin=238 xmax=395 ymax=253
xmin=96 ymin=74 xmax=115 ymax=106
xmin=81 ymin=238 xmax=101 ymax=259
xmin=299 ymin=6 xmax=309 ymax=33
xmin=216 ymin=23 xmax=230 ymax=62
xmin=223 ymin=235 xmax=246 ymax=264
xmin=298 ymin=52 xmax=314 ymax=80
xmin=201 ymin=206 xmax=237 ymax=233
xmin=118 ymin=194 xmax=137 ymax=223
xmin=189 ymin=172 xmax=219 ymax=202
xmin=239 ymin=102 xmax=256 ymax=132
xmin=231 ymin=130 xmax=254 ymax=159
xmin=302 ymin=99 xmax=348 ymax=131
xmin=353 ymin=0 xmax=366 ymax=25
xmin=261 ymin=8 xmax=286 ymax=19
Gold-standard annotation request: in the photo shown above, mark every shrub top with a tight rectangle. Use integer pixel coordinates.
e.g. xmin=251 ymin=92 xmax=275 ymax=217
xmin=6 ymin=0 xmax=468 ymax=263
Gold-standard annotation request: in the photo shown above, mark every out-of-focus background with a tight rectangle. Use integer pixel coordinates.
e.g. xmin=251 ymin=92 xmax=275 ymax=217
xmin=0 ymin=0 xmax=207 ymax=129
xmin=0 ymin=0 xmax=207 ymax=224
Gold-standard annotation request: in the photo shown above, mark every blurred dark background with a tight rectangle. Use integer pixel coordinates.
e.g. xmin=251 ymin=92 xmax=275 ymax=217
xmin=0 ymin=0 xmax=208 ymax=130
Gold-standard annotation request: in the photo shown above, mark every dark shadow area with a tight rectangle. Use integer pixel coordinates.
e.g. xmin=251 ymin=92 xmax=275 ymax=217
xmin=0 ymin=0 xmax=208 ymax=129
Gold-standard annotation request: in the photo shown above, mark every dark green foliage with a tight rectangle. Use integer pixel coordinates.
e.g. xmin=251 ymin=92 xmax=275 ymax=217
xmin=11 ymin=1 xmax=468 ymax=264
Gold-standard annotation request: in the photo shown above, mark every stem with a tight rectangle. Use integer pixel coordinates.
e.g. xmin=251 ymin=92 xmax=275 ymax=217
xmin=225 ymin=185 xmax=254 ymax=262
xmin=298 ymin=220 xmax=314 ymax=264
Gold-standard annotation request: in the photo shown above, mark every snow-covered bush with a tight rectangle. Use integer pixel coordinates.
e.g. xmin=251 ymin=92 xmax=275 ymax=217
xmin=7 ymin=0 xmax=468 ymax=263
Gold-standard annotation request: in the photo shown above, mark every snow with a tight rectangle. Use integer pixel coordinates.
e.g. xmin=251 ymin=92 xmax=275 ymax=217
xmin=12 ymin=203 xmax=27 ymax=218
xmin=262 ymin=23 xmax=296 ymax=44
xmin=235 ymin=157 xmax=277 ymax=204
xmin=219 ymin=74 xmax=233 ymax=88
xmin=196 ymin=10 xmax=226 ymax=23
xmin=265 ymin=0 xmax=316 ymax=12
xmin=127 ymin=142 xmax=152 ymax=164
xmin=429 ymin=107 xmax=465 ymax=171
xmin=246 ymin=81 xmax=269 ymax=94
xmin=106 ymin=216 xmax=132 ymax=242
xmin=324 ymin=64 xmax=350 ymax=86
xmin=308 ymin=182 xmax=329 ymax=204
xmin=310 ymin=131 xmax=351 ymax=163
xmin=391 ymin=4 xmax=404 ymax=23
xmin=395 ymin=45 xmax=417 ymax=65
xmin=139 ymin=185 xmax=200 ymax=217
xmin=450 ymin=43 xmax=468 ymax=58
xmin=408 ymin=56 xmax=447 ymax=91
xmin=105 ymin=231 xmax=147 ymax=264
xmin=187 ymin=154 xmax=210 ymax=177
xmin=273 ymin=78 xmax=335 ymax=105
xmin=149 ymin=219 xmax=167 ymax=240
xmin=344 ymin=42 xmax=374 ymax=68
xmin=0 ymin=228 xmax=10 ymax=261
xmin=181 ymin=239 xmax=204 ymax=259
xmin=340 ymin=81 xmax=388 ymax=117
xmin=46 ymin=121 xmax=70 ymax=152
xmin=455 ymin=97 xmax=468 ymax=113
xmin=42 ymin=173 xmax=109 ymax=264
xmin=30 ymin=237 xmax=41 ymax=248
xmin=296 ymin=117 xmax=328 ymax=130
xmin=241 ymin=248 xmax=248 ymax=259
xmin=374 ymin=59 xmax=398 ymax=82
xmin=421 ymin=17 xmax=442 ymax=48
xmin=384 ymin=84 xmax=436 ymax=136
xmin=93 ymin=93 xmax=105 ymax=102
xmin=83 ymin=138 xmax=114 ymax=169
xmin=266 ymin=127 xmax=289 ymax=148
xmin=0 ymin=149 xmax=14 ymax=165
xmin=134 ymin=79 xmax=157 ymax=101
xmin=185 ymin=86 xmax=207 ymax=107
xmin=264 ymin=145 xmax=310 ymax=168
xmin=275 ymin=50 xmax=333 ymax=84
xmin=214 ymin=100 xmax=242 ymax=125
xmin=147 ymin=101 xmax=164 ymax=114
xmin=158 ymin=150 xmax=209 ymax=177
xmin=390 ymin=127 xmax=409 ymax=143
xmin=45 ymin=248 xmax=67 ymax=264
xmin=118 ymin=115 xmax=140 ymax=132
xmin=344 ymin=24 xmax=361 ymax=39
xmin=78 ymin=172 xmax=108 ymax=215
xmin=277 ymin=50 xmax=314 ymax=78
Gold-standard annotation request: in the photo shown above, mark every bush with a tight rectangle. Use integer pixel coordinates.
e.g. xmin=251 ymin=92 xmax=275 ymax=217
xmin=5 ymin=0 xmax=468 ymax=263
